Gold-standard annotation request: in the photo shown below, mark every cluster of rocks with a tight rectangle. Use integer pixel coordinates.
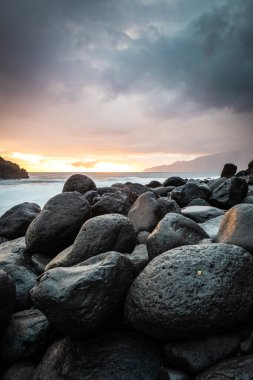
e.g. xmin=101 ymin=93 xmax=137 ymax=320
xmin=0 ymin=162 xmax=253 ymax=379
xmin=0 ymin=157 xmax=29 ymax=180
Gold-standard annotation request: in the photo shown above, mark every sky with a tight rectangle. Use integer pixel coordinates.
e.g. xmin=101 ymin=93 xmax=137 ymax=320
xmin=0 ymin=0 xmax=252 ymax=172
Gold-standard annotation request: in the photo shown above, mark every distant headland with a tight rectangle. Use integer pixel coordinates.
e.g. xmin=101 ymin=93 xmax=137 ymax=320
xmin=0 ymin=157 xmax=29 ymax=179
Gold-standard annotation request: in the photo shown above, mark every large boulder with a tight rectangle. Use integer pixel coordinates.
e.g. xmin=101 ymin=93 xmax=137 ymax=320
xmin=195 ymin=355 xmax=253 ymax=380
xmin=128 ymin=192 xmax=162 ymax=234
xmin=147 ymin=213 xmax=208 ymax=259
xmin=3 ymin=264 xmax=37 ymax=310
xmin=171 ymin=183 xmax=206 ymax=207
xmin=31 ymin=252 xmax=134 ymax=338
xmin=217 ymin=204 xmax=253 ymax=253
xmin=163 ymin=177 xmax=186 ymax=187
xmin=62 ymin=174 xmax=96 ymax=194
xmin=124 ymin=244 xmax=253 ymax=340
xmin=92 ymin=191 xmax=131 ymax=216
xmin=164 ymin=328 xmax=248 ymax=375
xmin=209 ymin=177 xmax=248 ymax=209
xmin=1 ymin=361 xmax=36 ymax=380
xmin=0 ymin=237 xmax=34 ymax=272
xmin=45 ymin=214 xmax=136 ymax=268
xmin=25 ymin=192 xmax=92 ymax=256
xmin=0 ymin=203 xmax=41 ymax=240
xmin=32 ymin=329 xmax=162 ymax=380
xmin=220 ymin=163 xmax=237 ymax=178
xmin=126 ymin=183 xmax=150 ymax=204
xmin=181 ymin=206 xmax=224 ymax=223
xmin=0 ymin=269 xmax=16 ymax=329
xmin=0 ymin=309 xmax=52 ymax=362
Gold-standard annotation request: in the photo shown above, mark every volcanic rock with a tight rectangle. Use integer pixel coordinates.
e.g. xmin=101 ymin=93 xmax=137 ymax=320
xmin=62 ymin=174 xmax=96 ymax=194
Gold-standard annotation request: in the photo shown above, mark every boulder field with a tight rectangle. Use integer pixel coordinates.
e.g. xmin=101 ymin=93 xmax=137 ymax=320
xmin=0 ymin=167 xmax=253 ymax=379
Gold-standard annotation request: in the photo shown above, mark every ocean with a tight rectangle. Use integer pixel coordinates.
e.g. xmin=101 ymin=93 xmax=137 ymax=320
xmin=0 ymin=171 xmax=218 ymax=217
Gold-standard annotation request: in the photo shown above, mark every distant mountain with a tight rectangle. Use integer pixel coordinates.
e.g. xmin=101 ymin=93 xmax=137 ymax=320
xmin=0 ymin=157 xmax=29 ymax=179
xmin=144 ymin=151 xmax=252 ymax=173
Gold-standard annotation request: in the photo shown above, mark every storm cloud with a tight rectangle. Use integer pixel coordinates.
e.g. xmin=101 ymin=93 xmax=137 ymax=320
xmin=0 ymin=0 xmax=252 ymax=166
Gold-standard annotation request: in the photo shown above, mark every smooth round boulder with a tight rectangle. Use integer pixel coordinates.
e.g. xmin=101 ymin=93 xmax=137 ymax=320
xmin=195 ymin=355 xmax=253 ymax=380
xmin=171 ymin=183 xmax=206 ymax=207
xmin=45 ymin=213 xmax=136 ymax=268
xmin=220 ymin=163 xmax=237 ymax=178
xmin=163 ymin=177 xmax=186 ymax=187
xmin=0 ymin=237 xmax=34 ymax=272
xmin=147 ymin=213 xmax=208 ymax=259
xmin=209 ymin=177 xmax=248 ymax=209
xmin=181 ymin=206 xmax=224 ymax=223
xmin=0 ymin=269 xmax=16 ymax=328
xmin=200 ymin=215 xmax=224 ymax=241
xmin=31 ymin=252 xmax=134 ymax=338
xmin=0 ymin=309 xmax=52 ymax=362
xmin=32 ymin=329 xmax=162 ymax=380
xmin=0 ymin=203 xmax=41 ymax=240
xmin=92 ymin=191 xmax=131 ymax=216
xmin=25 ymin=192 xmax=92 ymax=256
xmin=125 ymin=244 xmax=253 ymax=340
xmin=217 ymin=204 xmax=253 ymax=253
xmin=3 ymin=264 xmax=37 ymax=310
xmin=147 ymin=180 xmax=162 ymax=188
xmin=62 ymin=174 xmax=96 ymax=194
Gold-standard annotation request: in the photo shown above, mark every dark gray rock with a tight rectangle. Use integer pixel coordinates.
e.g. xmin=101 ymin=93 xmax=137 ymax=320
xmin=0 ymin=237 xmax=34 ymax=272
xmin=163 ymin=177 xmax=186 ymax=187
xmin=0 ymin=309 xmax=52 ymax=362
xmin=243 ymin=195 xmax=253 ymax=204
xmin=241 ymin=331 xmax=253 ymax=354
xmin=187 ymin=198 xmax=210 ymax=206
xmin=3 ymin=264 xmax=37 ymax=310
xmin=0 ymin=203 xmax=41 ymax=240
xmin=127 ymin=183 xmax=150 ymax=204
xmin=200 ymin=215 xmax=224 ymax=241
xmin=164 ymin=328 xmax=248 ymax=375
xmin=0 ymin=269 xmax=16 ymax=329
xmin=126 ymin=244 xmax=149 ymax=277
xmin=217 ymin=204 xmax=253 ymax=253
xmin=147 ymin=213 xmax=208 ymax=259
xmin=45 ymin=214 xmax=136 ymax=268
xmin=124 ymin=244 xmax=253 ymax=340
xmin=92 ymin=191 xmax=131 ymax=216
xmin=25 ymin=192 xmax=92 ymax=256
xmin=97 ymin=186 xmax=122 ymax=195
xmin=147 ymin=180 xmax=162 ymax=188
xmin=208 ymin=177 xmax=227 ymax=191
xmin=220 ymin=163 xmax=237 ymax=178
xmin=157 ymin=197 xmax=181 ymax=216
xmin=209 ymin=177 xmax=248 ymax=209
xmin=31 ymin=253 xmax=51 ymax=275
xmin=32 ymin=329 xmax=162 ymax=380
xmin=195 ymin=355 xmax=253 ymax=380
xmin=83 ymin=190 xmax=100 ymax=204
xmin=31 ymin=252 xmax=134 ymax=338
xmin=171 ymin=183 xmax=206 ymax=207
xmin=153 ymin=186 xmax=175 ymax=196
xmin=62 ymin=174 xmax=96 ymax=194
xmin=181 ymin=206 xmax=224 ymax=223
xmin=137 ymin=231 xmax=150 ymax=244
xmin=159 ymin=367 xmax=190 ymax=380
xmin=1 ymin=361 xmax=35 ymax=380
xmin=128 ymin=192 xmax=162 ymax=234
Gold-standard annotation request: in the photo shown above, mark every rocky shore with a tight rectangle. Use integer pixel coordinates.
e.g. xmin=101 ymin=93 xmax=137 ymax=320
xmin=0 ymin=157 xmax=29 ymax=180
xmin=0 ymin=162 xmax=253 ymax=379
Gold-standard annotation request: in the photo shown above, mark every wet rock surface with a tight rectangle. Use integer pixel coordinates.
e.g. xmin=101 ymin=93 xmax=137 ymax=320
xmin=125 ymin=244 xmax=253 ymax=340
xmin=25 ymin=192 xmax=92 ymax=256
xmin=32 ymin=329 xmax=162 ymax=380
xmin=181 ymin=205 xmax=224 ymax=223
xmin=147 ymin=213 xmax=208 ymax=259
xmin=45 ymin=213 xmax=136 ymax=268
xmin=31 ymin=252 xmax=134 ymax=337
xmin=0 ymin=203 xmax=41 ymax=240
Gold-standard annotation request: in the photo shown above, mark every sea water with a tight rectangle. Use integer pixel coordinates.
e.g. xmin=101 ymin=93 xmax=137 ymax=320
xmin=0 ymin=172 xmax=218 ymax=216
